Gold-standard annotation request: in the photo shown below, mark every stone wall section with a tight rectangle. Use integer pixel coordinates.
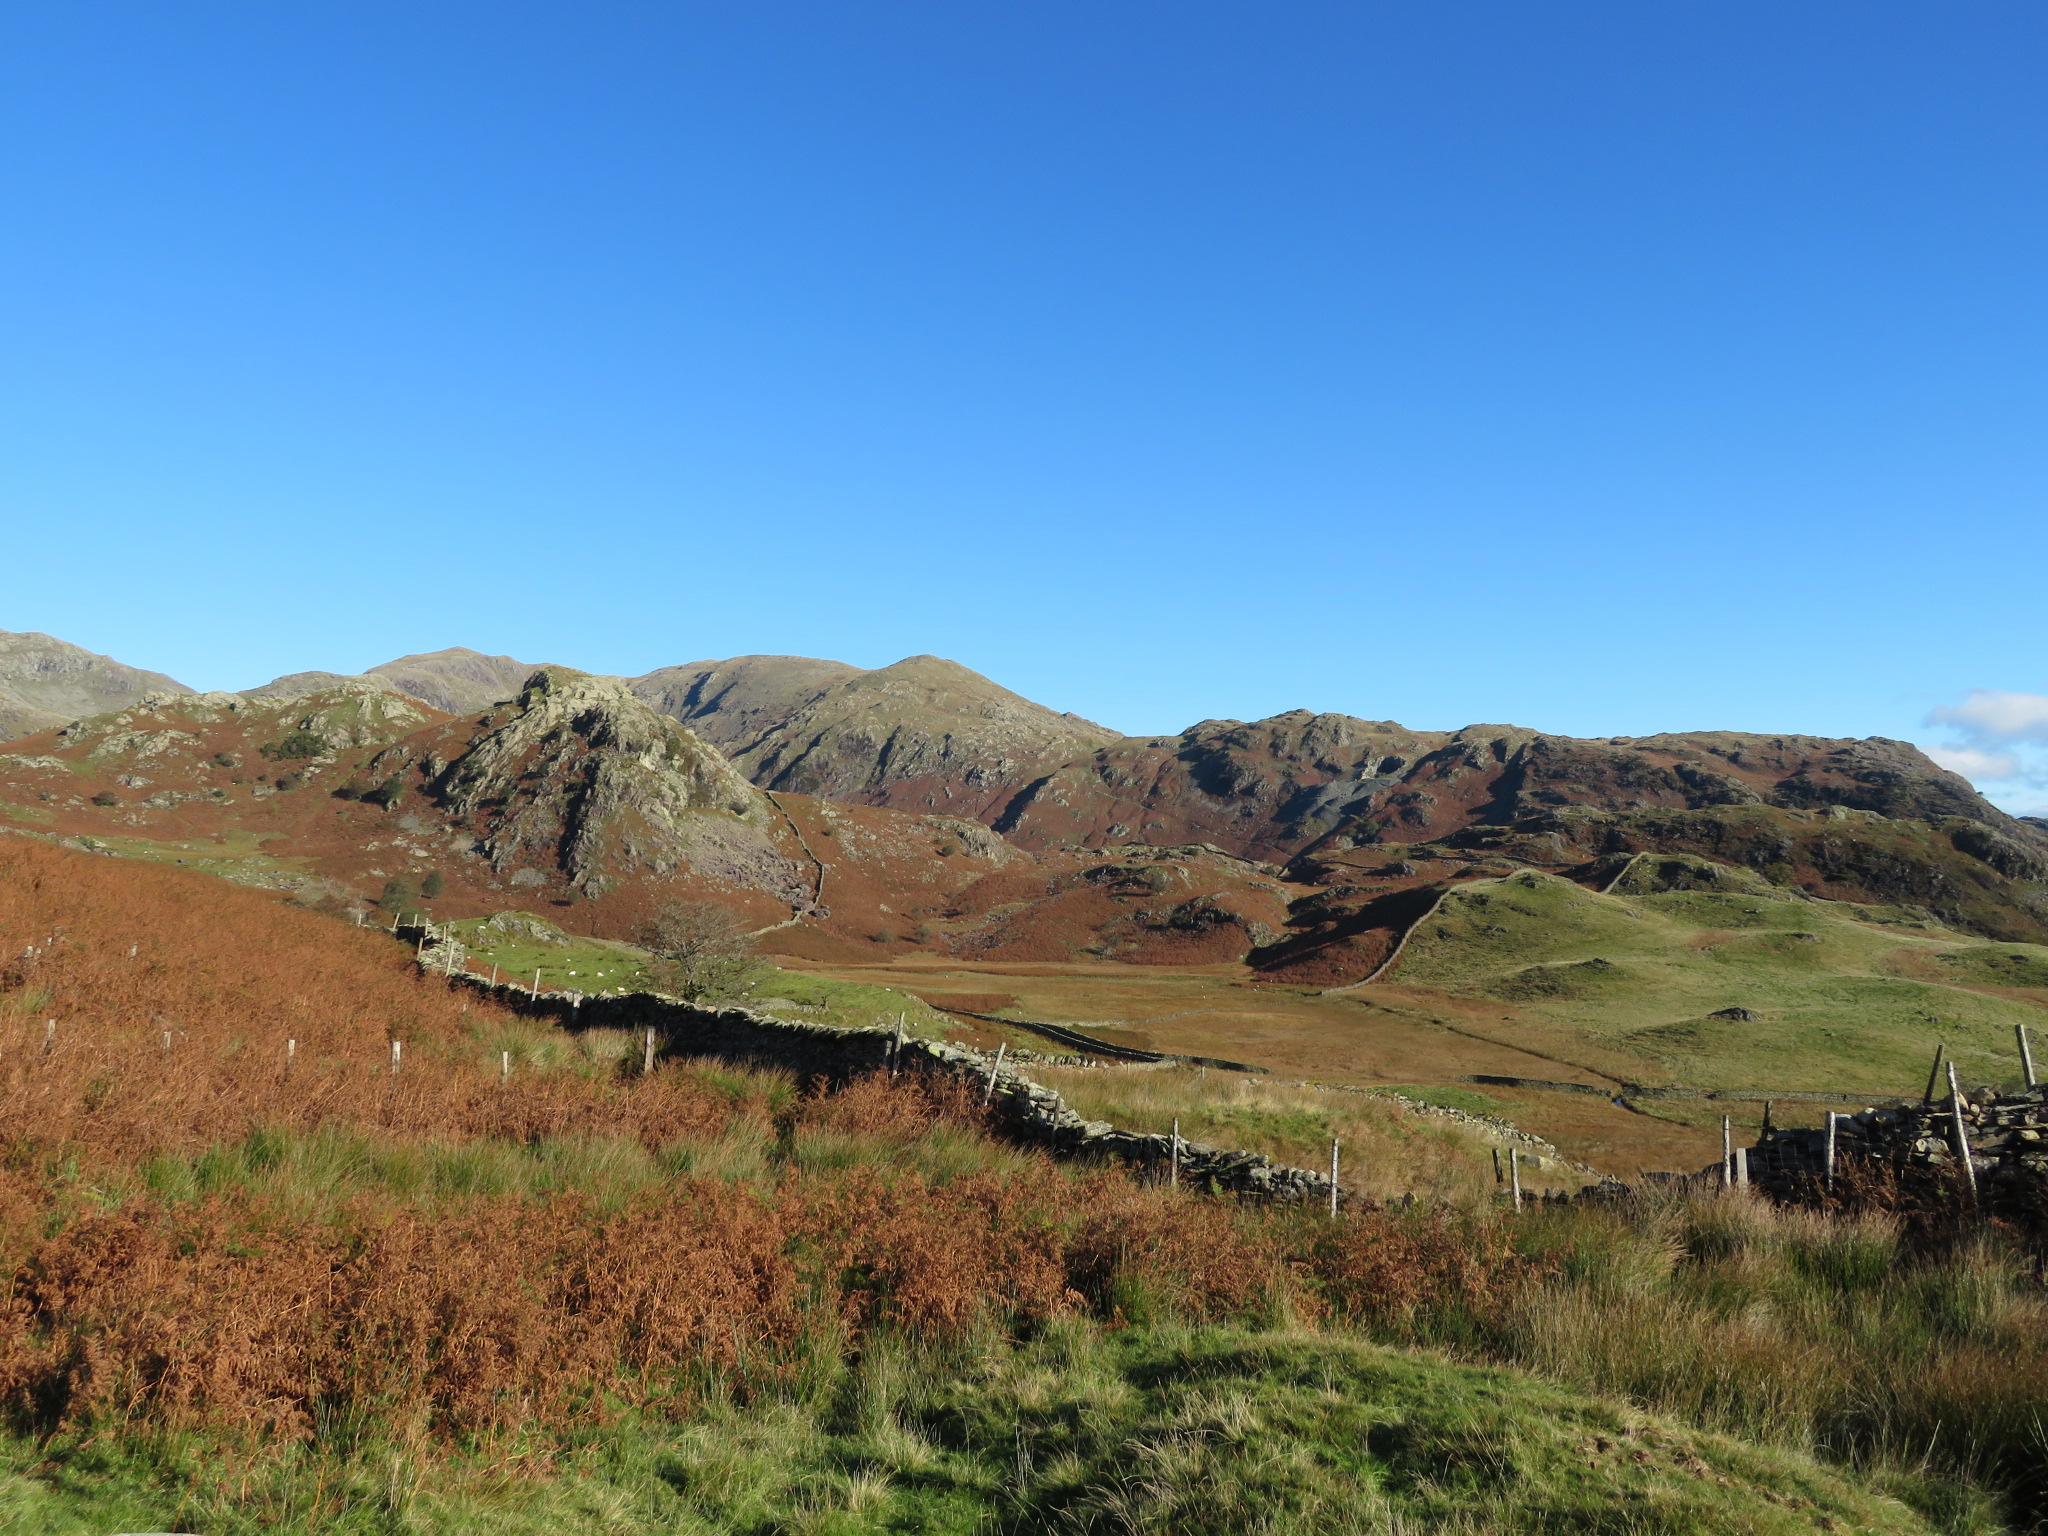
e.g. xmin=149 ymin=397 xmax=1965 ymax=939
xmin=1742 ymin=1086 xmax=2048 ymax=1196
xmin=442 ymin=965 xmax=1338 ymax=1202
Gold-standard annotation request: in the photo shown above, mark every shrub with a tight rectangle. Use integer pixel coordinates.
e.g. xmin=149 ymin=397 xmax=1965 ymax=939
xmin=259 ymin=729 xmax=327 ymax=762
xmin=90 ymin=791 xmax=117 ymax=807
xmin=364 ymin=774 xmax=405 ymax=810
xmin=420 ymin=871 xmax=445 ymax=900
xmin=637 ymin=899 xmax=763 ymax=1005
xmin=378 ymin=876 xmax=420 ymax=914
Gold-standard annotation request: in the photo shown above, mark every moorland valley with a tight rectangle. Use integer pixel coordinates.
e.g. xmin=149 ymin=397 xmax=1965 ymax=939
xmin=3 ymin=627 xmax=2048 ymax=1532
xmin=5 ymin=627 xmax=2046 ymax=1173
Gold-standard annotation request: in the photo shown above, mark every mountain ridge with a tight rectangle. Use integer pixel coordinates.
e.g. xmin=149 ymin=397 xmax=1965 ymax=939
xmin=0 ymin=630 xmax=192 ymax=741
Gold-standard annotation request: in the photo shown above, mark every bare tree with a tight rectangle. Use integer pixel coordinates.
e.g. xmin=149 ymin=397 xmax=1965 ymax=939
xmin=636 ymin=900 xmax=762 ymax=1004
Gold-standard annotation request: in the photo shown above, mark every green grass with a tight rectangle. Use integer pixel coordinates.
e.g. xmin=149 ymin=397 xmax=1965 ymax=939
xmin=0 ymin=1323 xmax=1942 ymax=1536
xmin=1392 ymin=865 xmax=2048 ymax=1094
xmin=1374 ymin=1083 xmax=1517 ymax=1117
xmin=448 ymin=917 xmax=959 ymax=1039
xmin=446 ymin=916 xmax=654 ymax=996
xmin=1027 ymin=1065 xmax=1568 ymax=1199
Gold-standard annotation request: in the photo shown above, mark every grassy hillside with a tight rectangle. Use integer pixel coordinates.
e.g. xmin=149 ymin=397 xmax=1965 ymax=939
xmin=1392 ymin=861 xmax=2048 ymax=1097
xmin=4 ymin=835 xmax=2046 ymax=1532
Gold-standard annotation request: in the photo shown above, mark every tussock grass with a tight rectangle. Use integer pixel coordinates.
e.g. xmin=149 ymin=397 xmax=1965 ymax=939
xmin=1483 ymin=1189 xmax=2048 ymax=1530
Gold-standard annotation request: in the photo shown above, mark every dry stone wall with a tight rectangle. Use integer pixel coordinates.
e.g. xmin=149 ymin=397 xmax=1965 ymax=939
xmin=444 ymin=966 xmax=1338 ymax=1202
xmin=1742 ymin=1085 xmax=2048 ymax=1197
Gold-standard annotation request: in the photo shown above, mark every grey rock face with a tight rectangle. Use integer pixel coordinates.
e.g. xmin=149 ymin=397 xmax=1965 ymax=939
xmin=630 ymin=655 xmax=864 ymax=751
xmin=431 ymin=668 xmax=804 ymax=900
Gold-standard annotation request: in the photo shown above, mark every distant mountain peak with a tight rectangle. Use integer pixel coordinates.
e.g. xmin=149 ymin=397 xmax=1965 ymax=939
xmin=0 ymin=630 xmax=192 ymax=742
xmin=628 ymin=652 xmax=1121 ymax=820
xmin=248 ymin=648 xmax=550 ymax=717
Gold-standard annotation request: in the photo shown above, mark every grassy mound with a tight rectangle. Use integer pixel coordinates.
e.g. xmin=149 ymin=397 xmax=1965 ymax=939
xmin=0 ymin=1327 xmax=1938 ymax=1536
xmin=1394 ymin=868 xmax=2048 ymax=1093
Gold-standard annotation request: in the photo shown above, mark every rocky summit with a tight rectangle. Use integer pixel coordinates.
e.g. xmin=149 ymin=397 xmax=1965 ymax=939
xmin=411 ymin=667 xmax=797 ymax=902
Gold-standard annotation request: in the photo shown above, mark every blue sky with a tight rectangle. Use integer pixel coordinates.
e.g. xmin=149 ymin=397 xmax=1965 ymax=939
xmin=3 ymin=4 xmax=2045 ymax=805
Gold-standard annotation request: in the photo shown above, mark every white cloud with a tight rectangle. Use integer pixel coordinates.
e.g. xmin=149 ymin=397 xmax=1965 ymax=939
xmin=1925 ymin=744 xmax=2023 ymax=781
xmin=1927 ymin=690 xmax=2048 ymax=746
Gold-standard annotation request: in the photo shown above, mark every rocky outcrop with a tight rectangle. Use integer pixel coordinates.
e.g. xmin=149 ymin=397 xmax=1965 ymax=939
xmin=425 ymin=668 xmax=804 ymax=902
xmin=0 ymin=631 xmax=192 ymax=742
xmin=49 ymin=684 xmax=436 ymax=772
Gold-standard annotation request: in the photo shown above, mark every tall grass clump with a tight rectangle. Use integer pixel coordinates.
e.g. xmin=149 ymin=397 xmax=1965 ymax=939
xmin=1462 ymin=1188 xmax=2048 ymax=1527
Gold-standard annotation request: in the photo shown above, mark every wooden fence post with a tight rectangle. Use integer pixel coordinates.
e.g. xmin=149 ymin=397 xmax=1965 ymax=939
xmin=2020 ymin=1023 xmax=2038 ymax=1090
xmin=1509 ymin=1150 xmax=1523 ymax=1211
xmin=983 ymin=1043 xmax=1006 ymax=1107
xmin=500 ymin=1049 xmax=510 ymax=1083
xmin=1734 ymin=1145 xmax=1749 ymax=1190
xmin=390 ymin=1039 xmax=402 ymax=1075
xmin=286 ymin=1038 xmax=296 ymax=1079
xmin=1328 ymin=1137 xmax=1340 ymax=1218
xmin=1722 ymin=1115 xmax=1733 ymax=1187
xmin=1170 ymin=1118 xmax=1180 ymax=1189
xmin=1947 ymin=1060 xmax=1979 ymax=1204
xmin=1924 ymin=1042 xmax=1946 ymax=1105
xmin=643 ymin=1027 xmax=655 ymax=1076
xmin=42 ymin=1020 xmax=54 ymax=1054
xmin=160 ymin=1029 xmax=171 ymax=1058
xmin=1824 ymin=1112 xmax=1837 ymax=1194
